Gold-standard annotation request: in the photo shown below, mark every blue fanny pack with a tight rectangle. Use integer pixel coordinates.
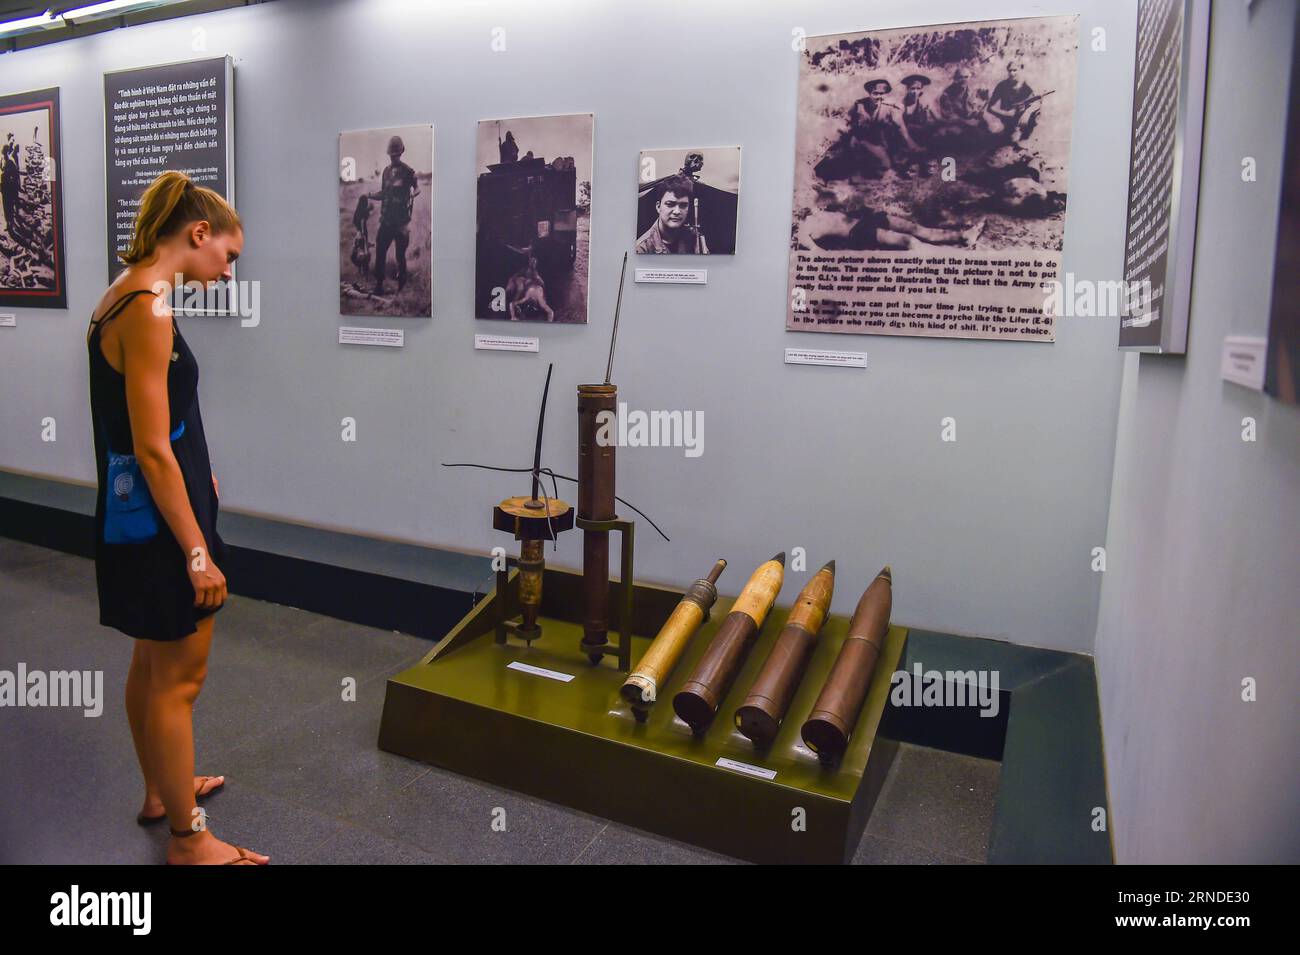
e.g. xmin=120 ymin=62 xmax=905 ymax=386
xmin=103 ymin=420 xmax=186 ymax=544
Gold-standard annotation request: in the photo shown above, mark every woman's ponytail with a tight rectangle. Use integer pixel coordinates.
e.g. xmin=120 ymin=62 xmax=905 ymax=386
xmin=118 ymin=170 xmax=241 ymax=265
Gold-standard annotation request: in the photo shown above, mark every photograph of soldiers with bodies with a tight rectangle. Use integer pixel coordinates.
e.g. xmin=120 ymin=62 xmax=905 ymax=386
xmin=636 ymin=146 xmax=740 ymax=255
xmin=339 ymin=124 xmax=433 ymax=318
xmin=787 ymin=16 xmax=1079 ymax=342
xmin=475 ymin=112 xmax=592 ymax=323
xmin=0 ymin=87 xmax=66 ymax=309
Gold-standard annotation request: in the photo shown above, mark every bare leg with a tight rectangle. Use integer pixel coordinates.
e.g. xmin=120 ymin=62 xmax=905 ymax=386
xmin=881 ymin=215 xmax=985 ymax=248
xmin=881 ymin=215 xmax=962 ymax=244
xmin=141 ymin=616 xmax=268 ymax=864
xmin=128 ymin=640 xmax=223 ymax=819
xmin=534 ymin=291 xmax=555 ymax=323
xmin=126 ymin=640 xmax=154 ymax=793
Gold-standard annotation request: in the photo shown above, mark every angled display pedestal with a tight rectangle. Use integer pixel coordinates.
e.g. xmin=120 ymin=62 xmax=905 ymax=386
xmin=379 ymin=566 xmax=906 ymax=864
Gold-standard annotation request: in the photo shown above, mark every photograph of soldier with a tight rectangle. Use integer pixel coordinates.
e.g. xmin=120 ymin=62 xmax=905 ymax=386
xmin=984 ymin=58 xmax=1049 ymax=144
xmin=635 ymin=146 xmax=740 ymax=255
xmin=788 ymin=17 xmax=1078 ymax=340
xmin=338 ymin=124 xmax=433 ymax=318
xmin=475 ymin=113 xmax=592 ymax=324
xmin=830 ymin=78 xmax=924 ymax=180
xmin=0 ymin=87 xmax=66 ymax=309
xmin=901 ymin=75 xmax=939 ymax=144
xmin=939 ymin=68 xmax=983 ymax=129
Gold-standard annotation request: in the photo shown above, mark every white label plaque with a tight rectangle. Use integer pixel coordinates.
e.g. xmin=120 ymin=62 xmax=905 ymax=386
xmin=475 ymin=334 xmax=540 ymax=353
xmin=506 ymin=661 xmax=575 ymax=683
xmin=0 ymin=313 xmax=15 ymax=327
xmin=339 ymin=326 xmax=404 ymax=348
xmin=784 ymin=347 xmax=868 ymax=368
xmin=715 ymin=757 xmax=777 ymax=780
xmin=635 ymin=268 xmax=707 ymax=285
xmin=1219 ymin=335 xmax=1267 ymax=391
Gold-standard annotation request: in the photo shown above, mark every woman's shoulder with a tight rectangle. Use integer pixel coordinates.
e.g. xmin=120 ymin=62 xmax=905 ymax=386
xmin=92 ymin=285 xmax=168 ymax=325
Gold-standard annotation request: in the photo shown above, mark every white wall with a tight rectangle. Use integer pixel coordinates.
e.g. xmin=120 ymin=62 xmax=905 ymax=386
xmin=1095 ymin=1 xmax=1300 ymax=863
xmin=0 ymin=0 xmax=1137 ymax=652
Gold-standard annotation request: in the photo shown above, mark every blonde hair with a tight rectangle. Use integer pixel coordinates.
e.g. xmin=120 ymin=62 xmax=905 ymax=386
xmin=119 ymin=170 xmax=241 ymax=265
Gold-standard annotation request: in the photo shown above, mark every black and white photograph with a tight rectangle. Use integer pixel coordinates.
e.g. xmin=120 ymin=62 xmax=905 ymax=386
xmin=787 ymin=16 xmax=1079 ymax=342
xmin=0 ymin=86 xmax=66 ymax=309
xmin=339 ymin=124 xmax=433 ymax=318
xmin=475 ymin=112 xmax=592 ymax=323
xmin=636 ymin=146 xmax=740 ymax=255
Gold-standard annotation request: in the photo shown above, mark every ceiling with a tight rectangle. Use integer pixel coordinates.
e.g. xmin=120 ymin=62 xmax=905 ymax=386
xmin=1 ymin=0 xmax=274 ymax=50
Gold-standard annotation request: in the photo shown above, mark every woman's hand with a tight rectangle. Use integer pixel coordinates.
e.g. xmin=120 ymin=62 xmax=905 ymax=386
xmin=187 ymin=551 xmax=228 ymax=609
xmin=212 ymin=472 xmax=219 ymax=497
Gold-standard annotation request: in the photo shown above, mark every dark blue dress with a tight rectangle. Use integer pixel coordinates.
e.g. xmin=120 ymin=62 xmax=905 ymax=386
xmin=87 ymin=289 xmax=226 ymax=641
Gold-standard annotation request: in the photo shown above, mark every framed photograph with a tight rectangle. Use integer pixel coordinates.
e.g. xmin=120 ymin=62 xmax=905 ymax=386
xmin=475 ymin=112 xmax=593 ymax=324
xmin=636 ymin=146 xmax=740 ymax=255
xmin=0 ymin=86 xmax=66 ymax=310
xmin=786 ymin=16 xmax=1079 ymax=342
xmin=339 ymin=124 xmax=434 ymax=318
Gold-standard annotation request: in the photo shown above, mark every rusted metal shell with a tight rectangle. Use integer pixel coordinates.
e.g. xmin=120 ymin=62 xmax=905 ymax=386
xmin=801 ymin=567 xmax=892 ymax=762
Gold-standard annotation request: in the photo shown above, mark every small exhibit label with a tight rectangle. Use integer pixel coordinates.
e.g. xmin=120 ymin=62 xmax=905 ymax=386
xmin=785 ymin=347 xmax=868 ymax=368
xmin=635 ymin=268 xmax=707 ymax=285
xmin=715 ymin=757 xmax=777 ymax=780
xmin=1220 ymin=335 xmax=1267 ymax=391
xmin=0 ymin=313 xmax=15 ymax=327
xmin=475 ymin=334 xmax=540 ymax=352
xmin=339 ymin=326 xmax=404 ymax=348
xmin=506 ymin=661 xmax=575 ymax=683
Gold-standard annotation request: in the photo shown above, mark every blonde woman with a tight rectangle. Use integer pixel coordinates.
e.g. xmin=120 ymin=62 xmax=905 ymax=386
xmin=87 ymin=170 xmax=267 ymax=865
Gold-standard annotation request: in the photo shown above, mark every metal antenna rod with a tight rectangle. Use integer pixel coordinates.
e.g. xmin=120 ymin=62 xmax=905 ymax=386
xmin=531 ymin=362 xmax=554 ymax=501
xmin=604 ymin=251 xmax=628 ymax=385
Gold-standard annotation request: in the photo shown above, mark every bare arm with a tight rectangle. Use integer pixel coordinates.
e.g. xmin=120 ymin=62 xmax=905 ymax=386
xmin=118 ymin=297 xmax=227 ymax=608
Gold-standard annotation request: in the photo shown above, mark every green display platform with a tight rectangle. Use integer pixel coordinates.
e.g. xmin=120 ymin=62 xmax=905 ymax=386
xmin=378 ymin=567 xmax=906 ymax=864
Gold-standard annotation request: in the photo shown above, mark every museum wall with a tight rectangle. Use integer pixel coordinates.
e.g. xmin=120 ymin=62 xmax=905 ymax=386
xmin=0 ymin=0 xmax=1136 ymax=652
xmin=1094 ymin=0 xmax=1300 ymax=863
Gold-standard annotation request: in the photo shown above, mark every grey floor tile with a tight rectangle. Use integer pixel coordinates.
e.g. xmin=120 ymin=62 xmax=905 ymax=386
xmin=862 ymin=742 xmax=999 ymax=863
xmin=0 ymin=557 xmax=99 ymax=623
xmin=212 ymin=669 xmax=431 ymax=822
xmin=852 ymin=834 xmax=979 ymax=865
xmin=191 ymin=624 xmax=402 ymax=757
xmin=301 ymin=823 xmax=442 ymax=865
xmin=204 ymin=595 xmax=324 ymax=648
xmin=169 ymin=783 xmax=340 ymax=866
xmin=355 ymin=768 xmax=607 ymax=865
xmin=573 ymin=821 xmax=739 ymax=865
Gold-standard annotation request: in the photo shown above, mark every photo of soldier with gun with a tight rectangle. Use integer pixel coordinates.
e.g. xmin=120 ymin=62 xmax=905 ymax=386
xmin=793 ymin=19 xmax=1077 ymax=261
xmin=788 ymin=16 xmax=1079 ymax=341
xmin=338 ymin=124 xmax=433 ymax=318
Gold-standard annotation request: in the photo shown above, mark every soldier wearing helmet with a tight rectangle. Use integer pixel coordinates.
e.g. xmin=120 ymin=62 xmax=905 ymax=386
xmin=367 ymin=134 xmax=419 ymax=295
